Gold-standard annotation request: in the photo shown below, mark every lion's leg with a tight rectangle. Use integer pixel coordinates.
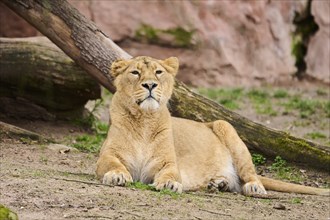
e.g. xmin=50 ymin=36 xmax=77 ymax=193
xmin=209 ymin=120 xmax=266 ymax=195
xmin=96 ymin=151 xmax=133 ymax=186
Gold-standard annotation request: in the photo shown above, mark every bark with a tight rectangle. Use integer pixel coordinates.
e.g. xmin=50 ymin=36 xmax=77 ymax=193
xmin=0 ymin=37 xmax=100 ymax=111
xmin=2 ymin=0 xmax=329 ymax=170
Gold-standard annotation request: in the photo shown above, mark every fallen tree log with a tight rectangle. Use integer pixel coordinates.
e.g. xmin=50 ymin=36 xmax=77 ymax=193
xmin=2 ymin=0 xmax=329 ymax=170
xmin=0 ymin=37 xmax=100 ymax=112
xmin=0 ymin=121 xmax=52 ymax=143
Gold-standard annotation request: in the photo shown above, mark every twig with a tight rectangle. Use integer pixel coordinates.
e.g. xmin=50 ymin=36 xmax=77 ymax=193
xmin=187 ymin=192 xmax=239 ymax=200
xmin=54 ymin=177 xmax=113 ymax=187
xmin=248 ymin=194 xmax=282 ymax=199
xmin=199 ymin=208 xmax=232 ymax=217
xmin=188 ymin=192 xmax=282 ymax=200
xmin=120 ymin=210 xmax=142 ymax=218
xmin=71 ymin=215 xmax=113 ymax=219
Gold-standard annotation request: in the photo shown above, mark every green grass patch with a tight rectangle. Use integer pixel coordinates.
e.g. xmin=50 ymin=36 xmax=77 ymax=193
xmin=0 ymin=204 xmax=18 ymax=220
xmin=282 ymin=96 xmax=320 ymax=118
xmin=127 ymin=181 xmax=155 ymax=191
xmin=247 ymin=89 xmax=269 ymax=104
xmin=70 ymin=98 xmax=109 ymax=153
xmin=135 ymin=24 xmax=195 ymax=48
xmin=158 ymin=188 xmax=181 ymax=199
xmin=316 ymin=88 xmax=327 ymax=96
xmin=325 ymin=101 xmax=330 ymax=117
xmin=247 ymin=89 xmax=277 ymax=116
xmin=128 ymin=181 xmax=182 ymax=199
xmin=72 ymin=133 xmax=105 ymax=153
xmin=291 ymin=198 xmax=302 ymax=204
xmin=252 ymin=153 xmax=266 ymax=166
xmin=304 ymin=132 xmax=327 ymax=140
xmin=198 ymin=88 xmax=243 ymax=110
xmin=273 ymin=89 xmax=289 ymax=98
xmin=270 ymin=156 xmax=303 ymax=182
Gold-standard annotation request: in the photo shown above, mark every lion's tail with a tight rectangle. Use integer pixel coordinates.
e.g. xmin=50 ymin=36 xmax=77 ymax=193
xmin=258 ymin=176 xmax=329 ymax=196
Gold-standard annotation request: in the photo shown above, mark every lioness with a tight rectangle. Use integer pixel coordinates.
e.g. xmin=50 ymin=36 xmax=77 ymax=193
xmin=96 ymin=56 xmax=328 ymax=196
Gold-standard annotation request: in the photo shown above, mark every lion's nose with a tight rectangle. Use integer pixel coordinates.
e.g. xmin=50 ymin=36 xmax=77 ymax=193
xmin=142 ymin=82 xmax=158 ymax=91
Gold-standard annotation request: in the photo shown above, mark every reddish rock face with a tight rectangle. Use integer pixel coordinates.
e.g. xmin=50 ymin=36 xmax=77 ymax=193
xmin=305 ymin=1 xmax=330 ymax=84
xmin=1 ymin=0 xmax=328 ymax=86
xmin=0 ymin=2 xmax=40 ymax=37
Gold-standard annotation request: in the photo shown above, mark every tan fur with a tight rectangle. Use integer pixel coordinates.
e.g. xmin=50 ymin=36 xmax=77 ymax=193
xmin=96 ymin=56 xmax=329 ymax=196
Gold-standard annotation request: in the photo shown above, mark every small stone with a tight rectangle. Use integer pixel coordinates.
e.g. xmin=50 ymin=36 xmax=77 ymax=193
xmin=46 ymin=144 xmax=78 ymax=153
xmin=273 ymin=203 xmax=286 ymax=210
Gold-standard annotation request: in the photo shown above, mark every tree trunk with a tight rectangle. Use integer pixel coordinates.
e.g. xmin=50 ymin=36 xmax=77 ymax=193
xmin=2 ymin=0 xmax=329 ymax=170
xmin=0 ymin=37 xmax=100 ymax=112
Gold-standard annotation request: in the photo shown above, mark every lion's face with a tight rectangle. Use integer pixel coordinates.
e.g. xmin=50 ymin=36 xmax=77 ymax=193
xmin=111 ymin=56 xmax=179 ymax=111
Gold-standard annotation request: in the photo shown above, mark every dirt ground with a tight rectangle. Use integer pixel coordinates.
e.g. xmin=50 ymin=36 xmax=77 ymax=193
xmin=0 ymin=137 xmax=329 ymax=220
xmin=1 ymin=84 xmax=330 ymax=220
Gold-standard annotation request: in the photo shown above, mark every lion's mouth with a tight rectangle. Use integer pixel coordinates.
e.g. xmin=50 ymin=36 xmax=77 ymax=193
xmin=136 ymin=95 xmax=158 ymax=105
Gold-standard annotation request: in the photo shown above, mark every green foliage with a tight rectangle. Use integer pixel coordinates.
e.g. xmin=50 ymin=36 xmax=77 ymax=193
xmin=291 ymin=198 xmax=302 ymax=204
xmin=283 ymin=96 xmax=319 ymax=118
xmin=316 ymin=89 xmax=327 ymax=96
xmin=247 ymin=89 xmax=277 ymax=116
xmin=71 ymin=98 xmax=109 ymax=153
xmin=271 ymin=156 xmax=287 ymax=170
xmin=247 ymin=89 xmax=269 ymax=103
xmin=128 ymin=182 xmax=181 ymax=199
xmin=273 ymin=89 xmax=289 ymax=99
xmin=198 ymin=87 xmax=329 ymax=123
xmin=0 ymin=204 xmax=18 ymax=220
xmin=135 ymin=24 xmax=194 ymax=48
xmin=72 ymin=122 xmax=108 ymax=153
xmin=270 ymin=156 xmax=302 ymax=182
xmin=163 ymin=27 xmax=195 ymax=48
xmin=305 ymin=132 xmax=327 ymax=140
xmin=198 ymin=88 xmax=243 ymax=110
xmin=135 ymin=24 xmax=159 ymax=43
xmin=127 ymin=182 xmax=155 ymax=191
xmin=325 ymin=101 xmax=330 ymax=118
xmin=72 ymin=132 xmax=106 ymax=153
xmin=72 ymin=99 xmax=104 ymax=127
xmin=158 ymin=188 xmax=181 ymax=199
xmin=252 ymin=153 xmax=266 ymax=166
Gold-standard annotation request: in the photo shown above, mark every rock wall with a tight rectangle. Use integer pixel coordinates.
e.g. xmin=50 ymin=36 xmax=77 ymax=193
xmin=1 ymin=0 xmax=328 ymax=87
xmin=305 ymin=0 xmax=330 ymax=83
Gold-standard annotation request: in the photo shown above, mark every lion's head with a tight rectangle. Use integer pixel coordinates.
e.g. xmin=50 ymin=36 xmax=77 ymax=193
xmin=110 ymin=56 xmax=179 ymax=112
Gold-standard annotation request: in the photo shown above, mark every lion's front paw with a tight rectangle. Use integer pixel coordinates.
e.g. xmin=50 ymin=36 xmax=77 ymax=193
xmin=208 ymin=177 xmax=229 ymax=192
xmin=102 ymin=170 xmax=133 ymax=186
xmin=242 ymin=181 xmax=267 ymax=195
xmin=153 ymin=180 xmax=183 ymax=193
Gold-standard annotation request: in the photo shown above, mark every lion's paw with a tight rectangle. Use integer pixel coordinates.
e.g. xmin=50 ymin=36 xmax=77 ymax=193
xmin=242 ymin=181 xmax=267 ymax=195
xmin=152 ymin=180 xmax=183 ymax=193
xmin=208 ymin=177 xmax=229 ymax=192
xmin=102 ymin=171 xmax=133 ymax=186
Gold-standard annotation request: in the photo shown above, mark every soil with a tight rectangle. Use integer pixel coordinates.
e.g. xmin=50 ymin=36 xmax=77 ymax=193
xmin=1 ymin=137 xmax=329 ymax=220
xmin=1 ymin=85 xmax=329 ymax=220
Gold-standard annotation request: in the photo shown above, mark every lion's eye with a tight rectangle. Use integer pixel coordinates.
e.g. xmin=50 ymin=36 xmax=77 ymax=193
xmin=155 ymin=70 xmax=163 ymax=75
xmin=131 ymin=70 xmax=140 ymax=75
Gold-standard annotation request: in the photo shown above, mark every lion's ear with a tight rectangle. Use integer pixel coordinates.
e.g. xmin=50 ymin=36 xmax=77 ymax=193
xmin=110 ymin=59 xmax=130 ymax=78
xmin=162 ymin=57 xmax=179 ymax=76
